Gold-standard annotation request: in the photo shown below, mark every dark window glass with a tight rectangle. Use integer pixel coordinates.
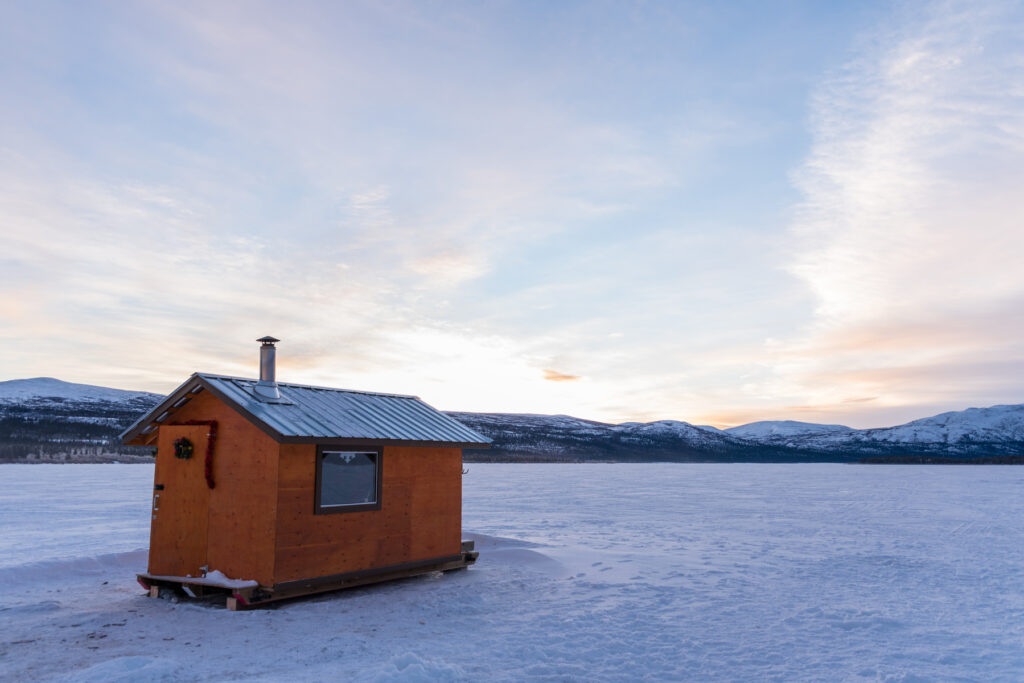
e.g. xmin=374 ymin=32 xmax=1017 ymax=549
xmin=320 ymin=451 xmax=378 ymax=507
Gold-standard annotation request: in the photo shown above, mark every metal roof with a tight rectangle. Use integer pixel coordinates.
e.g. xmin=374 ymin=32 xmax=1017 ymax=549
xmin=120 ymin=373 xmax=491 ymax=447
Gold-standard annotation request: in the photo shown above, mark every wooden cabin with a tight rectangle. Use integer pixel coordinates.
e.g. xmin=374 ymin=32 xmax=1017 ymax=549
xmin=121 ymin=337 xmax=490 ymax=609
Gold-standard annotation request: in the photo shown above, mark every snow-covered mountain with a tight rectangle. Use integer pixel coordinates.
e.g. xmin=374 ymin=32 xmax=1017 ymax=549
xmin=455 ymin=404 xmax=1024 ymax=462
xmin=0 ymin=378 xmax=161 ymax=461
xmin=724 ymin=404 xmax=1024 ymax=460
xmin=859 ymin=404 xmax=1024 ymax=443
xmin=0 ymin=377 xmax=159 ymax=404
xmin=1 ymin=377 xmax=1022 ymax=462
xmin=726 ymin=420 xmax=852 ymax=440
xmin=450 ymin=412 xmax=807 ymax=462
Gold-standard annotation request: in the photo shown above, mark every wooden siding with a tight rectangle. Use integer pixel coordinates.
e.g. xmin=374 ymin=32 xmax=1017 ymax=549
xmin=274 ymin=444 xmax=463 ymax=583
xmin=153 ymin=390 xmax=280 ymax=586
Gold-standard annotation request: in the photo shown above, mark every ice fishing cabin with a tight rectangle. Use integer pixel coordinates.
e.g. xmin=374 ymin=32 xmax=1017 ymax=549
xmin=120 ymin=337 xmax=490 ymax=609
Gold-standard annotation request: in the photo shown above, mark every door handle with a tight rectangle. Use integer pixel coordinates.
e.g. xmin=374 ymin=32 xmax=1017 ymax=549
xmin=153 ymin=493 xmax=160 ymax=511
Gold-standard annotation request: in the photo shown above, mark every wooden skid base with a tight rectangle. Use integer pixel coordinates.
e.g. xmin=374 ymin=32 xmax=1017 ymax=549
xmin=229 ymin=551 xmax=479 ymax=610
xmin=137 ymin=575 xmax=229 ymax=602
xmin=138 ymin=543 xmax=478 ymax=611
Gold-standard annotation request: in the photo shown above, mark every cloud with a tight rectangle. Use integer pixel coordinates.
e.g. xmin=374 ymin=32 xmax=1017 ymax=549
xmin=0 ymin=0 xmax=760 ymax=415
xmin=791 ymin=4 xmax=1024 ymax=322
xmin=772 ymin=0 xmax=1024 ymax=420
xmin=4 ymin=1 xmax=1021 ymax=431
xmin=543 ymin=369 xmax=581 ymax=382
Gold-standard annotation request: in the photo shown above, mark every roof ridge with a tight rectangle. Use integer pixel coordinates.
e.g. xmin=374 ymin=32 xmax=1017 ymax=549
xmin=121 ymin=373 xmax=491 ymax=447
xmin=194 ymin=373 xmax=420 ymax=400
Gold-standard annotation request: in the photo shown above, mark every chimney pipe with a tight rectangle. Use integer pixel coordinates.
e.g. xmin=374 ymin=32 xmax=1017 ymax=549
xmin=254 ymin=336 xmax=281 ymax=400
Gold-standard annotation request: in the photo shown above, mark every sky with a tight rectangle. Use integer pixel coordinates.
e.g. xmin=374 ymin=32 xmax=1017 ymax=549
xmin=1 ymin=0 xmax=1023 ymax=429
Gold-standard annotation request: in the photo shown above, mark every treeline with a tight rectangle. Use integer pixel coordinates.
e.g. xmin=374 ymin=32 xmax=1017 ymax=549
xmin=0 ymin=441 xmax=154 ymax=463
xmin=0 ymin=415 xmax=122 ymax=441
xmin=0 ymin=397 xmax=160 ymax=463
xmin=463 ymin=452 xmax=584 ymax=463
xmin=859 ymin=455 xmax=1024 ymax=465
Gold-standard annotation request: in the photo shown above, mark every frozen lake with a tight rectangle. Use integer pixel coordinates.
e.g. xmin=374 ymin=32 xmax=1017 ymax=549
xmin=1 ymin=463 xmax=1022 ymax=681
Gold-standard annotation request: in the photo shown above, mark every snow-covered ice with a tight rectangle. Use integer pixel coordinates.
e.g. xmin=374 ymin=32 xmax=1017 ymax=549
xmin=1 ymin=463 xmax=1023 ymax=681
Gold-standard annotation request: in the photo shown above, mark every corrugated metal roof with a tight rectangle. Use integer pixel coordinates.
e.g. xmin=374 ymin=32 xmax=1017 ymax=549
xmin=121 ymin=373 xmax=491 ymax=446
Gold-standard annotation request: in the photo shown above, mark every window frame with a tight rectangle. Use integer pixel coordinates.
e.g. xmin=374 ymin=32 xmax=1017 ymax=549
xmin=314 ymin=445 xmax=383 ymax=514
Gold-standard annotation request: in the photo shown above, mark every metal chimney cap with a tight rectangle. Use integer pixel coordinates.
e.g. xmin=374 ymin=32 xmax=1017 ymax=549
xmin=257 ymin=336 xmax=280 ymax=345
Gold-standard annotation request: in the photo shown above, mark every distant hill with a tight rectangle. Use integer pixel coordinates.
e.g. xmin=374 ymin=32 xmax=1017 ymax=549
xmin=1 ymin=377 xmax=1022 ymax=463
xmin=725 ymin=420 xmax=851 ymax=440
xmin=719 ymin=406 xmax=1024 ymax=461
xmin=0 ymin=378 xmax=161 ymax=462
xmin=0 ymin=377 xmax=160 ymax=404
xmin=450 ymin=412 xmax=828 ymax=463
xmin=454 ymin=408 xmax=1024 ymax=463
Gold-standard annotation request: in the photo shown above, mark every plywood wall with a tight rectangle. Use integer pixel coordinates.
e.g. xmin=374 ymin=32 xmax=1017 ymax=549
xmin=274 ymin=444 xmax=463 ymax=584
xmin=147 ymin=388 xmax=464 ymax=587
xmin=156 ymin=390 xmax=280 ymax=585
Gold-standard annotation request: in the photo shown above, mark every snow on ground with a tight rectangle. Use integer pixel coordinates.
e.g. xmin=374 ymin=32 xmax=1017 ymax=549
xmin=1 ymin=463 xmax=1023 ymax=681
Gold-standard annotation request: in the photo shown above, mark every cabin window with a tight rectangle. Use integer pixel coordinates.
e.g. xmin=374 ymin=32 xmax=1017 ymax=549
xmin=315 ymin=447 xmax=382 ymax=514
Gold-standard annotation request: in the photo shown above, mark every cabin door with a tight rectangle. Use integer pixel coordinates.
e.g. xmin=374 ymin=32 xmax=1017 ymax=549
xmin=149 ymin=425 xmax=212 ymax=577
